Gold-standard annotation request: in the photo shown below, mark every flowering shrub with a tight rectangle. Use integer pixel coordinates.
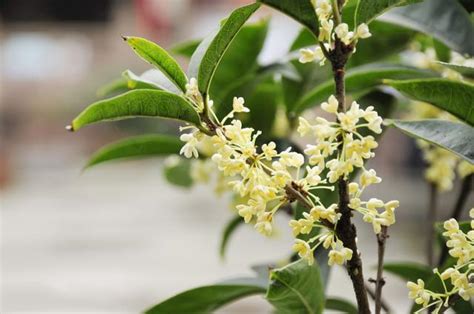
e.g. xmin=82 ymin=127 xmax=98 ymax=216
xmin=68 ymin=0 xmax=473 ymax=313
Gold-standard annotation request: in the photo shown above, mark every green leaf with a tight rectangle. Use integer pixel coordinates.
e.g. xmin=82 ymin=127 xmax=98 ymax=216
xmin=210 ymin=20 xmax=269 ymax=105
xmin=433 ymin=39 xmax=451 ymax=63
xmin=266 ymin=259 xmax=324 ymax=314
xmin=84 ymin=135 xmax=182 ymax=169
xmin=380 ymin=0 xmax=474 ymax=55
xmin=170 ymin=38 xmax=201 ymax=58
xmin=68 ymin=90 xmax=200 ymax=131
xmin=145 ymin=283 xmax=266 ymax=314
xmin=437 ymin=62 xmax=474 ymax=79
xmin=188 ymin=3 xmax=261 ymax=95
xmin=383 ymin=262 xmax=433 ymax=282
xmin=220 ymin=215 xmax=244 ymax=258
xmin=325 ymin=298 xmax=358 ymax=314
xmin=163 ymin=157 xmax=193 ymax=188
xmin=258 ymin=0 xmax=319 ymax=36
xmin=294 ymin=65 xmax=435 ymax=114
xmin=123 ymin=36 xmax=188 ymax=92
xmin=387 ymin=120 xmax=474 ymax=164
xmin=355 ymin=0 xmax=422 ymax=25
xmin=385 ymin=79 xmax=474 ymax=126
xmin=245 ymin=78 xmax=279 ymax=135
xmin=123 ymin=69 xmax=181 ymax=94
xmin=96 ymin=78 xmax=129 ymax=98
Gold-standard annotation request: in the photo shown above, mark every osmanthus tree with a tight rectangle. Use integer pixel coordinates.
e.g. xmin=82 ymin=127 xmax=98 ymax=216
xmin=68 ymin=0 xmax=474 ymax=313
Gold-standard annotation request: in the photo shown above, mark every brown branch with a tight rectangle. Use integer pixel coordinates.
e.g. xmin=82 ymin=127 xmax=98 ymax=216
xmin=374 ymin=226 xmax=388 ymax=314
xmin=427 ymin=183 xmax=437 ymax=267
xmin=330 ymin=35 xmax=370 ymax=313
xmin=438 ymin=174 xmax=473 ymax=266
xmin=366 ymin=283 xmax=391 ymax=313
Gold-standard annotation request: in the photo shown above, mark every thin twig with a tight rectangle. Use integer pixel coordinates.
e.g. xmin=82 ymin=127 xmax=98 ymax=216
xmin=366 ymin=283 xmax=391 ymax=313
xmin=375 ymin=226 xmax=388 ymax=314
xmin=427 ymin=183 xmax=437 ymax=267
xmin=438 ymin=174 xmax=473 ymax=266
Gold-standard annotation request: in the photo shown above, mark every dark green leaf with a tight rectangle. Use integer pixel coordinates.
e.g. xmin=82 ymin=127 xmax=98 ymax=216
xmin=220 ymin=215 xmax=244 ymax=258
xmin=170 ymin=38 xmax=201 ymax=58
xmin=85 ymin=134 xmax=182 ymax=169
xmin=123 ymin=36 xmax=188 ymax=92
xmin=68 ymin=90 xmax=200 ymax=131
xmin=348 ymin=21 xmax=415 ymax=67
xmin=325 ymin=298 xmax=358 ymax=314
xmin=245 ymin=78 xmax=279 ymax=135
xmin=387 ymin=120 xmax=474 ymax=164
xmin=380 ymin=0 xmax=474 ymax=55
xmin=355 ymin=0 xmax=422 ymax=25
xmin=210 ymin=20 xmax=269 ymax=104
xmin=163 ymin=157 xmax=193 ymax=188
xmin=145 ymin=283 xmax=266 ymax=313
xmin=433 ymin=39 xmax=451 ymax=63
xmin=294 ymin=65 xmax=435 ymax=114
xmin=266 ymin=259 xmax=324 ymax=314
xmin=385 ymin=79 xmax=474 ymax=126
xmin=188 ymin=3 xmax=261 ymax=95
xmin=437 ymin=62 xmax=474 ymax=79
xmin=383 ymin=262 xmax=433 ymax=282
xmin=258 ymin=0 xmax=319 ymax=36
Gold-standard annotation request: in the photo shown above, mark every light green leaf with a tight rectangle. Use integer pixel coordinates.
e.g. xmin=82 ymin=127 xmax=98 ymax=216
xmin=123 ymin=36 xmax=188 ymax=92
xmin=294 ymin=65 xmax=435 ymax=113
xmin=84 ymin=135 xmax=182 ymax=169
xmin=144 ymin=283 xmax=266 ymax=313
xmin=325 ymin=297 xmax=358 ymax=314
xmin=380 ymin=0 xmax=474 ymax=55
xmin=170 ymin=38 xmax=201 ymax=58
xmin=123 ymin=69 xmax=181 ymax=94
xmin=188 ymin=3 xmax=260 ymax=95
xmin=220 ymin=215 xmax=244 ymax=258
xmin=437 ymin=62 xmax=474 ymax=79
xmin=433 ymin=39 xmax=451 ymax=63
xmin=163 ymin=157 xmax=193 ymax=188
xmin=96 ymin=78 xmax=130 ymax=98
xmin=385 ymin=79 xmax=474 ymax=126
xmin=68 ymin=90 xmax=200 ymax=131
xmin=266 ymin=259 xmax=324 ymax=314
xmin=258 ymin=0 xmax=319 ymax=36
xmin=355 ymin=0 xmax=422 ymax=25
xmin=383 ymin=262 xmax=433 ymax=282
xmin=387 ymin=119 xmax=474 ymax=164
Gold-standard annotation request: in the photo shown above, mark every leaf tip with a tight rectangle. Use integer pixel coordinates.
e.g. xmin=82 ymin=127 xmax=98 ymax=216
xmin=121 ymin=35 xmax=129 ymax=42
xmin=65 ymin=125 xmax=74 ymax=132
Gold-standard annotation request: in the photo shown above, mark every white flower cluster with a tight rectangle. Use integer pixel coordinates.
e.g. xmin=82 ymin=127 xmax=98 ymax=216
xmin=407 ymin=209 xmax=474 ymax=312
xmin=180 ymin=81 xmax=337 ymax=240
xmin=179 ymin=77 xmax=397 ymax=267
xmin=299 ymin=0 xmax=372 ymax=65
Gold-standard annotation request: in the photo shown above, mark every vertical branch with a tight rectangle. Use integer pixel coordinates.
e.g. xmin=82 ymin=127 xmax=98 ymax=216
xmin=427 ymin=183 xmax=437 ymax=267
xmin=331 ymin=39 xmax=371 ymax=314
xmin=438 ymin=174 xmax=473 ymax=266
xmin=375 ymin=226 xmax=388 ymax=314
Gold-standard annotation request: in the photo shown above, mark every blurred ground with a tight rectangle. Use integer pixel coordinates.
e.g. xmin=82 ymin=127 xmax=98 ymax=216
xmin=1 ymin=0 xmax=472 ymax=313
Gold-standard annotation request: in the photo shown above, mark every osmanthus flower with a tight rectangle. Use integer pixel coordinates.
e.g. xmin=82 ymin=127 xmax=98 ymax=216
xmin=299 ymin=0 xmax=372 ymax=66
xmin=298 ymin=94 xmax=398 ymax=236
xmin=407 ymin=208 xmax=474 ymax=312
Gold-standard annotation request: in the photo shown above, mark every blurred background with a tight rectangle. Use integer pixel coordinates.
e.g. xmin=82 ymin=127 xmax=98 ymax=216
xmin=1 ymin=0 xmax=472 ymax=313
